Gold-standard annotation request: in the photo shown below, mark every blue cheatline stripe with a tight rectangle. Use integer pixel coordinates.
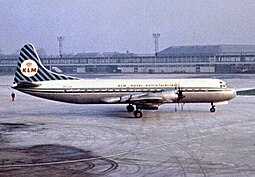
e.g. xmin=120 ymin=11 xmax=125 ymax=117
xmin=20 ymin=88 xmax=224 ymax=94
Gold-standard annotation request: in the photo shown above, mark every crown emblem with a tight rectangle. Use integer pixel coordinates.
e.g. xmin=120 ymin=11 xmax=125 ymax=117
xmin=26 ymin=62 xmax=32 ymax=67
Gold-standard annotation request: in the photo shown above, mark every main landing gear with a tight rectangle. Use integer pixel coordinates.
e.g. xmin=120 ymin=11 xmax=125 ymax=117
xmin=126 ymin=104 xmax=134 ymax=113
xmin=126 ymin=104 xmax=143 ymax=118
xmin=210 ymin=102 xmax=216 ymax=113
xmin=133 ymin=110 xmax=143 ymax=118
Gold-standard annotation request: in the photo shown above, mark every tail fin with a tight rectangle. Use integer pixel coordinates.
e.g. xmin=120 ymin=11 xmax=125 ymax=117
xmin=13 ymin=44 xmax=77 ymax=85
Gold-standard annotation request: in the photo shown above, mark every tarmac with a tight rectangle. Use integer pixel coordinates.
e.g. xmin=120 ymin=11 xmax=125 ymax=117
xmin=0 ymin=74 xmax=255 ymax=176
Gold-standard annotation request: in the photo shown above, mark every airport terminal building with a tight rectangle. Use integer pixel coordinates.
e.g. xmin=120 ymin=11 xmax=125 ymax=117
xmin=1 ymin=44 xmax=255 ymax=74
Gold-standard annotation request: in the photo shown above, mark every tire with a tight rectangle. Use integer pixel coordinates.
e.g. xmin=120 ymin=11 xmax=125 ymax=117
xmin=134 ymin=110 xmax=143 ymax=118
xmin=126 ymin=105 xmax=134 ymax=112
xmin=210 ymin=107 xmax=216 ymax=113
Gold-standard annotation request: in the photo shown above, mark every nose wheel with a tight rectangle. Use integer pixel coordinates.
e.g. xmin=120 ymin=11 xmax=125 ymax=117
xmin=210 ymin=107 xmax=216 ymax=112
xmin=210 ymin=102 xmax=216 ymax=113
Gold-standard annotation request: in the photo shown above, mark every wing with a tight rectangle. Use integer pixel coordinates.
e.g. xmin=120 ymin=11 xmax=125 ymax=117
xmin=100 ymin=90 xmax=178 ymax=107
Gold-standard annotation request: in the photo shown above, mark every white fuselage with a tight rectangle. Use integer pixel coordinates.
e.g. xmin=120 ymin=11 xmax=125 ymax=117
xmin=15 ymin=78 xmax=236 ymax=104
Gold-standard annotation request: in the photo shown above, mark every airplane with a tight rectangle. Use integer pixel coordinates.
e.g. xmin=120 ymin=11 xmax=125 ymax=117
xmin=12 ymin=44 xmax=236 ymax=118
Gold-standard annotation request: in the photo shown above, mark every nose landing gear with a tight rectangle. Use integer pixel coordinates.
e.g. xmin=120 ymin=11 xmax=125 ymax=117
xmin=210 ymin=102 xmax=216 ymax=113
xmin=210 ymin=107 xmax=216 ymax=112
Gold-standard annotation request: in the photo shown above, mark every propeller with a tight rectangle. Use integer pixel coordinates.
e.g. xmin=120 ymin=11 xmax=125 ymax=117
xmin=175 ymin=83 xmax=185 ymax=101
xmin=174 ymin=83 xmax=185 ymax=112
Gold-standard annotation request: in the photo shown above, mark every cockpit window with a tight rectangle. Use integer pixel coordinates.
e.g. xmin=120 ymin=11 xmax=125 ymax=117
xmin=219 ymin=81 xmax=227 ymax=88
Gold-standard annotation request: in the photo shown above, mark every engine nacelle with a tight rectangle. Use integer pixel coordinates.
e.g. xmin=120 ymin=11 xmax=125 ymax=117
xmin=162 ymin=91 xmax=178 ymax=102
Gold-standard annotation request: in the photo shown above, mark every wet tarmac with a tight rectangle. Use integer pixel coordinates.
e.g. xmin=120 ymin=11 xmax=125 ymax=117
xmin=0 ymin=74 xmax=255 ymax=176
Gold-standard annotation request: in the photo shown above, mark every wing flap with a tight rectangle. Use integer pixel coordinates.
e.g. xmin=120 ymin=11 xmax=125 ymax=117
xmin=130 ymin=96 xmax=163 ymax=103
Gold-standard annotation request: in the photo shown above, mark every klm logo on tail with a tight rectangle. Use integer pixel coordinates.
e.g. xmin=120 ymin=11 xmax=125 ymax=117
xmin=20 ymin=59 xmax=38 ymax=77
xmin=13 ymin=44 xmax=77 ymax=84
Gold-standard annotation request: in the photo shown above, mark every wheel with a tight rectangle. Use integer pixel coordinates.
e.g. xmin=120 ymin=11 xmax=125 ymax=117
xmin=134 ymin=110 xmax=143 ymax=118
xmin=126 ymin=104 xmax=134 ymax=112
xmin=210 ymin=107 xmax=216 ymax=113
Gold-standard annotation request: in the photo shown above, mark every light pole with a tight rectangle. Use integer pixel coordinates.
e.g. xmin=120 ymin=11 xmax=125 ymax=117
xmin=57 ymin=36 xmax=65 ymax=58
xmin=153 ymin=33 xmax=160 ymax=73
xmin=153 ymin=33 xmax=160 ymax=56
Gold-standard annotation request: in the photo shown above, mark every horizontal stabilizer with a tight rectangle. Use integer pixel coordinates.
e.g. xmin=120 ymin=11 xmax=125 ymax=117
xmin=12 ymin=80 xmax=41 ymax=88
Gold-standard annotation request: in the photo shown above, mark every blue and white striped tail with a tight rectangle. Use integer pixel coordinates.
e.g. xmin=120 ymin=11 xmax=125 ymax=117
xmin=13 ymin=44 xmax=78 ymax=85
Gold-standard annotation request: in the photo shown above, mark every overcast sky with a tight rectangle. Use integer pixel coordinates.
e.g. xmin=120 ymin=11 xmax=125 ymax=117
xmin=1 ymin=0 xmax=255 ymax=55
